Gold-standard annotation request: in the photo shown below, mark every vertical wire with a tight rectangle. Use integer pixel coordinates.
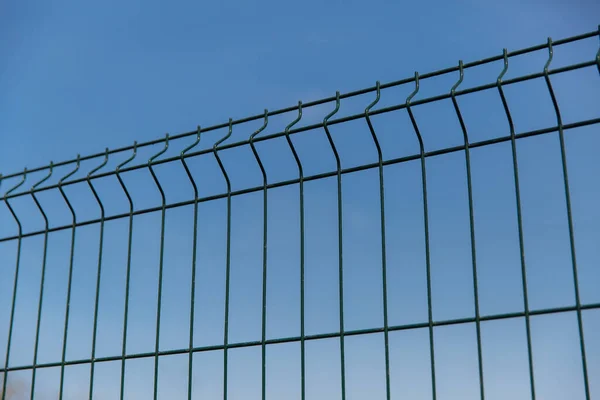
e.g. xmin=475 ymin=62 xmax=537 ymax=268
xmin=181 ymin=128 xmax=201 ymax=400
xmin=543 ymin=39 xmax=590 ymax=400
xmin=406 ymin=73 xmax=437 ymax=400
xmin=451 ymin=61 xmax=485 ymax=399
xmin=323 ymin=94 xmax=350 ymax=400
xmin=249 ymin=112 xmax=269 ymax=400
xmin=58 ymin=156 xmax=81 ymax=400
xmin=213 ymin=121 xmax=233 ymax=400
xmin=116 ymin=143 xmax=138 ymax=400
xmin=283 ymin=104 xmax=306 ymax=400
xmin=29 ymin=165 xmax=53 ymax=400
xmin=496 ymin=50 xmax=536 ymax=400
xmin=364 ymin=83 xmax=392 ymax=399
xmin=87 ymin=150 xmax=109 ymax=399
xmin=1 ymin=171 xmax=27 ymax=399
xmin=148 ymin=136 xmax=170 ymax=400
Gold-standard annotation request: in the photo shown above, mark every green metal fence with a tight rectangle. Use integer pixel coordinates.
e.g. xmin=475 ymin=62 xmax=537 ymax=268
xmin=1 ymin=28 xmax=599 ymax=399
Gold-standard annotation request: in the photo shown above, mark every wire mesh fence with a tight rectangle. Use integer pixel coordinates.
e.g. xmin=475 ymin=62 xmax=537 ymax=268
xmin=1 ymin=27 xmax=599 ymax=399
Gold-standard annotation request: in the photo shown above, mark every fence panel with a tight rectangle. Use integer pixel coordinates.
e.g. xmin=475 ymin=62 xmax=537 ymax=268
xmin=1 ymin=28 xmax=600 ymax=400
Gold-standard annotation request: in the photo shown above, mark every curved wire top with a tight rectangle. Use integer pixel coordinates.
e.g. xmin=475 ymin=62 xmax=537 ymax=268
xmin=182 ymin=126 xmax=202 ymax=157
xmin=406 ymin=72 xmax=420 ymax=105
xmin=285 ymin=102 xmax=303 ymax=133
xmin=451 ymin=61 xmax=464 ymax=94
xmin=149 ymin=135 xmax=169 ymax=165
xmin=497 ymin=49 xmax=509 ymax=83
xmin=58 ymin=155 xmax=80 ymax=186
xmin=180 ymin=126 xmax=202 ymax=198
xmin=117 ymin=141 xmax=138 ymax=172
xmin=32 ymin=163 xmax=54 ymax=191
xmin=249 ymin=110 xmax=269 ymax=186
xmin=365 ymin=81 xmax=381 ymax=115
xmin=115 ymin=141 xmax=138 ymax=211
xmin=212 ymin=119 xmax=234 ymax=188
xmin=3 ymin=169 xmax=27 ymax=199
xmin=544 ymin=38 xmax=554 ymax=73
xmin=250 ymin=110 xmax=269 ymax=143
xmin=88 ymin=149 xmax=109 ymax=179
xmin=324 ymin=92 xmax=341 ymax=125
xmin=2 ymin=28 xmax=596 ymax=181
xmin=214 ymin=119 xmax=233 ymax=150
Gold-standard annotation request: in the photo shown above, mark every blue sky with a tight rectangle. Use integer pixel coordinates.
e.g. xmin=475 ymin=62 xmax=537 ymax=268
xmin=1 ymin=1 xmax=600 ymax=399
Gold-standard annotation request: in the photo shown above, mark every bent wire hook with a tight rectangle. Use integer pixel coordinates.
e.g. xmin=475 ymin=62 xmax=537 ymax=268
xmin=3 ymin=169 xmax=27 ymax=209
xmin=213 ymin=119 xmax=233 ymax=191
xmin=323 ymin=92 xmax=341 ymax=172
xmin=406 ymin=72 xmax=425 ymax=155
xmin=284 ymin=102 xmax=304 ymax=177
xmin=116 ymin=141 xmax=138 ymax=211
xmin=87 ymin=149 xmax=109 ymax=214
xmin=3 ymin=169 xmax=27 ymax=230
xmin=149 ymin=134 xmax=170 ymax=204
xmin=58 ymin=155 xmax=81 ymax=220
xmin=181 ymin=126 xmax=202 ymax=198
xmin=365 ymin=81 xmax=382 ymax=161
xmin=249 ymin=110 xmax=269 ymax=188
xmin=450 ymin=61 xmax=469 ymax=146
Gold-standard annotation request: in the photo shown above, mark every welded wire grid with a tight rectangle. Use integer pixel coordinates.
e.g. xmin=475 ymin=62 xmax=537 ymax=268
xmin=1 ymin=28 xmax=600 ymax=399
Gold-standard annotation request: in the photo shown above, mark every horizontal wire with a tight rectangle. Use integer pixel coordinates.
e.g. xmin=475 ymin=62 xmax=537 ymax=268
xmin=0 ymin=116 xmax=598 ymax=243
xmin=1 ymin=59 xmax=597 ymax=202
xmin=2 ymin=301 xmax=599 ymax=373
xmin=1 ymin=28 xmax=598 ymax=181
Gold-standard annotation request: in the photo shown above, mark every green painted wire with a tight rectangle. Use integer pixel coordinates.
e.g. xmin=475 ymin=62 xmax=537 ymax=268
xmin=497 ymin=49 xmax=537 ymax=400
xmin=364 ymin=82 xmax=392 ymax=400
xmin=1 ymin=114 xmax=597 ymax=248
xmin=406 ymin=72 xmax=437 ymax=400
xmin=249 ymin=111 xmax=269 ymax=400
xmin=3 ymin=29 xmax=597 ymax=184
xmin=87 ymin=149 xmax=110 ymax=400
xmin=213 ymin=121 xmax=233 ymax=399
xmin=2 ymin=57 xmax=596 ymax=208
xmin=451 ymin=61 xmax=486 ymax=400
xmin=116 ymin=142 xmax=138 ymax=400
xmin=30 ymin=164 xmax=53 ymax=400
xmin=1 ymin=302 xmax=599 ymax=375
xmin=283 ymin=103 xmax=306 ymax=400
xmin=57 ymin=156 xmax=81 ymax=400
xmin=148 ymin=135 xmax=170 ymax=400
xmin=544 ymin=38 xmax=590 ymax=400
xmin=323 ymin=92 xmax=351 ymax=400
xmin=181 ymin=127 xmax=202 ymax=400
